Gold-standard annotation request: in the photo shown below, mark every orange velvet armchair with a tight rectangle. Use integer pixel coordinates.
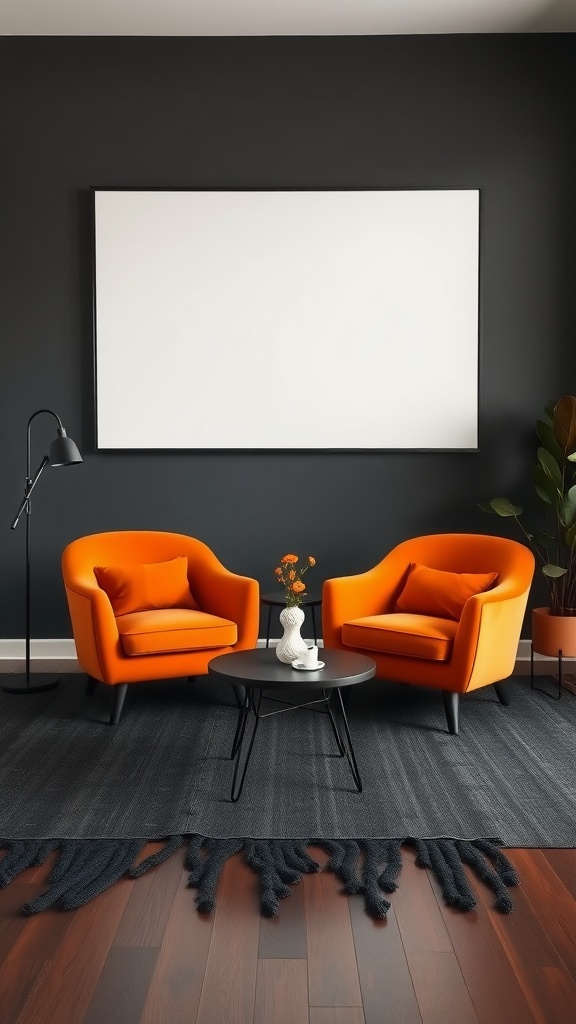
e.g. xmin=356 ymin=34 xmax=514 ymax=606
xmin=62 ymin=531 xmax=259 ymax=724
xmin=322 ymin=534 xmax=535 ymax=734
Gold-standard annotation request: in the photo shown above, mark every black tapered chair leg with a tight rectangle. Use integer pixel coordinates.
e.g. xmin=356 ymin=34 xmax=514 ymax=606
xmin=86 ymin=676 xmax=99 ymax=696
xmin=442 ymin=690 xmax=459 ymax=735
xmin=110 ymin=683 xmax=128 ymax=726
xmin=232 ymin=683 xmax=246 ymax=709
xmin=493 ymin=682 xmax=510 ymax=706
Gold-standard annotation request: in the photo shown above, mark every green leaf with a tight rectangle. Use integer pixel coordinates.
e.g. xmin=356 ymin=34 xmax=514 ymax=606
xmin=488 ymin=498 xmax=523 ymax=517
xmin=565 ymin=523 xmax=576 ymax=547
xmin=559 ymin=484 xmax=576 ymax=528
xmin=531 ymin=528 xmax=556 ymax=552
xmin=533 ymin=464 xmax=560 ymax=506
xmin=478 ymin=501 xmax=496 ymax=513
xmin=542 ymin=564 xmax=568 ymax=578
xmin=568 ymin=451 xmax=576 ymax=463
xmin=536 ymin=419 xmax=564 ymax=464
xmin=537 ymin=447 xmax=563 ymax=490
xmin=553 ymin=395 xmax=576 ymax=454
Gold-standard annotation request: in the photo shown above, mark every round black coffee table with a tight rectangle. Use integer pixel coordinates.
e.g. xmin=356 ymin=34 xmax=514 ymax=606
xmin=208 ymin=647 xmax=376 ymax=801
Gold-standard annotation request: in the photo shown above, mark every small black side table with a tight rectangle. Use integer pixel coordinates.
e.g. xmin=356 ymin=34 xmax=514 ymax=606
xmin=208 ymin=648 xmax=376 ymax=802
xmin=260 ymin=591 xmax=322 ymax=648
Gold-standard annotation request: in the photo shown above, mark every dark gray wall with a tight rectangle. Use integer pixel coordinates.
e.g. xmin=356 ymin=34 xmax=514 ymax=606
xmin=1 ymin=35 xmax=574 ymax=638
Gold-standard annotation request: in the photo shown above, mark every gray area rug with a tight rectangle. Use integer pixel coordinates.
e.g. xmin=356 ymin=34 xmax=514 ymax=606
xmin=0 ymin=673 xmax=573 ymax=846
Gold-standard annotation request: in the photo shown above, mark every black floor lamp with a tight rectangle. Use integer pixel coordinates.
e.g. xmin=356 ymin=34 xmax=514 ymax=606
xmin=2 ymin=409 xmax=83 ymax=695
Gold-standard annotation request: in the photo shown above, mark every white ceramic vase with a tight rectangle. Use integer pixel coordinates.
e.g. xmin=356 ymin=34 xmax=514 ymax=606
xmin=275 ymin=605 xmax=308 ymax=664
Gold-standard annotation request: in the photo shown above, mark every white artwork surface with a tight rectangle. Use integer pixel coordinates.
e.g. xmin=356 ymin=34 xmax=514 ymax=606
xmin=93 ymin=189 xmax=480 ymax=449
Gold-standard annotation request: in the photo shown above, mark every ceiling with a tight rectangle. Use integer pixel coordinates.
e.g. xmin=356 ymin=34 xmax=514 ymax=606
xmin=1 ymin=0 xmax=576 ymax=37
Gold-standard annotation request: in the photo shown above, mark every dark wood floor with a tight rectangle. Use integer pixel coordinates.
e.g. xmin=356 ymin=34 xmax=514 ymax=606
xmin=1 ymin=659 xmax=573 ymax=1022
xmin=1 ymin=843 xmax=575 ymax=1023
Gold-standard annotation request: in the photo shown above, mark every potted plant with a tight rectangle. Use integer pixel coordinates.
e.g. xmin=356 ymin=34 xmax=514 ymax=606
xmin=479 ymin=394 xmax=576 ymax=656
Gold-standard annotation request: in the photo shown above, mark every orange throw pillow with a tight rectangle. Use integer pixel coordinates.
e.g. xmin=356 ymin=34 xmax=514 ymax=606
xmin=94 ymin=556 xmax=198 ymax=616
xmin=394 ymin=562 xmax=498 ymax=621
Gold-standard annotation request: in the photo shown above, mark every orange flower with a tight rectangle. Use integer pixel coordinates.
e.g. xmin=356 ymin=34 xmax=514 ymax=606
xmin=274 ymin=552 xmax=316 ymax=606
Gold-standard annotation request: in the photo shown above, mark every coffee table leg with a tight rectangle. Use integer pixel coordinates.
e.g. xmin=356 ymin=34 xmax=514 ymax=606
xmin=230 ymin=690 xmax=262 ymax=802
xmin=323 ymin=688 xmax=346 ymax=756
xmin=331 ymin=687 xmax=363 ymax=793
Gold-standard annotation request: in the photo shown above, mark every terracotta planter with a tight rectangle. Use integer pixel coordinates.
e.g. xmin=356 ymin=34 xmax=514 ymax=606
xmin=532 ymin=607 xmax=576 ymax=658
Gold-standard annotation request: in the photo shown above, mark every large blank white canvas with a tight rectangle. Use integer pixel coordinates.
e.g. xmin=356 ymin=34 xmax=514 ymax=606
xmin=93 ymin=189 xmax=479 ymax=449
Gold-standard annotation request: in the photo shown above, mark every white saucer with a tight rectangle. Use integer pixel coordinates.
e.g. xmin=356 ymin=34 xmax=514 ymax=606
xmin=291 ymin=659 xmax=325 ymax=672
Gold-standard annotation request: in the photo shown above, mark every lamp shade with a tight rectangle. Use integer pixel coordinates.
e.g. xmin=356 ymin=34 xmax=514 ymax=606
xmin=49 ymin=431 xmax=83 ymax=467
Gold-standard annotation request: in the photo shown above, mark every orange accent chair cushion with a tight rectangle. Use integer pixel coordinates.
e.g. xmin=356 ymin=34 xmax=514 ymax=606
xmin=117 ymin=609 xmax=238 ymax=657
xmin=394 ymin=562 xmax=498 ymax=621
xmin=94 ymin=556 xmax=198 ymax=616
xmin=342 ymin=613 xmax=457 ymax=661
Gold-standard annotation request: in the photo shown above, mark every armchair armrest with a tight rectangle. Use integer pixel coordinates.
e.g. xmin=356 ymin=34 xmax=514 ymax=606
xmin=194 ymin=566 xmax=260 ymax=650
xmin=322 ymin=558 xmax=405 ymax=648
xmin=63 ymin=571 xmax=120 ymax=682
xmin=451 ymin=578 xmax=532 ymax=691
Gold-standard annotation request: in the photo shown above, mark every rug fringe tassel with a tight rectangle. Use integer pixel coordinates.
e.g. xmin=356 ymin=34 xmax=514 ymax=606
xmin=409 ymin=838 xmax=519 ymax=913
xmin=129 ymin=835 xmax=185 ymax=878
xmin=0 ymin=836 xmax=520 ymax=918
xmin=0 ymin=837 xmax=184 ymax=914
xmin=0 ymin=840 xmax=60 ymax=887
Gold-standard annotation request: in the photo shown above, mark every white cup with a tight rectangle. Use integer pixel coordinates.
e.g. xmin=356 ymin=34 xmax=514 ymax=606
xmin=301 ymin=645 xmax=319 ymax=668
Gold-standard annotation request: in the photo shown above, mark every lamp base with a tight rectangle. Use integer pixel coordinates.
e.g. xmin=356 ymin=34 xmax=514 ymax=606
xmin=2 ymin=673 xmax=59 ymax=694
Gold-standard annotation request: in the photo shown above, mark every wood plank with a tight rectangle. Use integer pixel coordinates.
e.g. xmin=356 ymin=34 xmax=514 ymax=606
xmin=407 ymin=951 xmax=479 ymax=1024
xmin=0 ymin=883 xmax=43 ymax=962
xmin=310 ymin=1009 xmax=365 ymax=1024
xmin=195 ymin=853 xmax=261 ymax=1024
xmin=511 ymin=849 xmax=576 ymax=982
xmin=392 ymin=850 xmax=452 ymax=953
xmin=349 ymin=893 xmax=422 ymax=1024
xmin=426 ymin=863 xmax=537 ymax=1024
xmin=471 ymin=849 xmax=574 ymax=1024
xmin=14 ymin=878 xmax=135 ymax=1024
xmin=258 ymin=877 xmax=307 ymax=958
xmin=113 ymin=842 xmax=186 ymax=947
xmin=0 ymin=959 xmax=50 ymax=1024
xmin=534 ymin=965 xmax=576 ymax=1022
xmin=84 ymin=947 xmax=160 ymax=1024
xmin=253 ymin=959 xmax=308 ymax=1024
xmin=0 ymin=876 xmax=77 ymax=1021
xmin=541 ymin=849 xmax=576 ymax=901
xmin=2 ymin=906 xmax=75 ymax=962
xmin=139 ymin=865 xmax=214 ymax=1024
xmin=305 ymin=868 xmax=362 ymax=1008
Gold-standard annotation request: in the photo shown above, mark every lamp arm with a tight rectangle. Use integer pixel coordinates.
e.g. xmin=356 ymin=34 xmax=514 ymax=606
xmin=26 ymin=409 xmax=65 ymax=478
xmin=10 ymin=455 xmax=50 ymax=530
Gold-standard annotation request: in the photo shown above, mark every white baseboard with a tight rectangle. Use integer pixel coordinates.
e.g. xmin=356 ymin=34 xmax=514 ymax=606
xmin=0 ymin=639 xmax=78 ymax=660
xmin=516 ymin=638 xmax=576 ymax=664
xmin=1 ymin=637 xmax=563 ymax=666
xmin=0 ymin=636 xmax=322 ymax=662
